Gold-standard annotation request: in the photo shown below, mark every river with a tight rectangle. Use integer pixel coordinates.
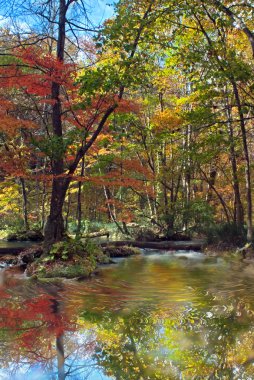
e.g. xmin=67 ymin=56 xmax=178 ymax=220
xmin=0 ymin=250 xmax=254 ymax=379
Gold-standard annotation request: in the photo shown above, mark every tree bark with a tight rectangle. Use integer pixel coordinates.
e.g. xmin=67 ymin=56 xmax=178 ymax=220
xmin=225 ymin=92 xmax=244 ymax=226
xmin=44 ymin=180 xmax=66 ymax=251
xmin=231 ymin=79 xmax=253 ymax=241
xmin=76 ymin=157 xmax=85 ymax=236
xmin=20 ymin=178 xmax=29 ymax=231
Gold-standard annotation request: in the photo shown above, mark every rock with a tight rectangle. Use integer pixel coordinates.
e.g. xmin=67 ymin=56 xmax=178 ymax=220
xmin=103 ymin=245 xmax=141 ymax=258
xmin=133 ymin=227 xmax=158 ymax=242
xmin=26 ymin=258 xmax=96 ymax=279
xmin=17 ymin=246 xmax=43 ymax=268
xmin=4 ymin=264 xmax=26 ymax=274
xmin=26 ymin=239 xmax=101 ymax=279
xmin=6 ymin=230 xmax=44 ymax=242
xmin=0 ymin=255 xmax=18 ymax=265
xmin=6 ymin=233 xmax=18 ymax=241
xmin=26 ymin=230 xmax=44 ymax=241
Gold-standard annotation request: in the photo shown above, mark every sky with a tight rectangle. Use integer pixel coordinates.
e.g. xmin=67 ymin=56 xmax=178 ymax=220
xmin=91 ymin=0 xmax=115 ymax=24
xmin=0 ymin=0 xmax=116 ymax=32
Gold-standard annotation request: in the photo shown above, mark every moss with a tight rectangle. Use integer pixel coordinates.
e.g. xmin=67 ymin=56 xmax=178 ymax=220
xmin=27 ymin=254 xmax=97 ymax=279
xmin=26 ymin=239 xmax=141 ymax=280
xmin=6 ymin=230 xmax=43 ymax=242
xmin=26 ymin=238 xmax=109 ymax=280
xmin=103 ymin=245 xmax=141 ymax=258
xmin=42 ymin=263 xmax=93 ymax=279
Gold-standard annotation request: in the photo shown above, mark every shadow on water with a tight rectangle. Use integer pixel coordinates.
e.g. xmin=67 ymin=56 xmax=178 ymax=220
xmin=1 ymin=252 xmax=254 ymax=379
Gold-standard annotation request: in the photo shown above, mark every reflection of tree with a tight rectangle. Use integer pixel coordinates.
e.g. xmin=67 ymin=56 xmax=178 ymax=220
xmin=0 ymin=273 xmax=93 ymax=379
xmin=79 ymin=298 xmax=254 ymax=380
xmin=162 ymin=294 xmax=254 ymax=379
xmin=2 ymin=259 xmax=254 ymax=379
xmin=0 ymin=277 xmax=66 ymax=376
xmin=77 ymin=278 xmax=254 ymax=380
xmin=81 ymin=308 xmax=179 ymax=380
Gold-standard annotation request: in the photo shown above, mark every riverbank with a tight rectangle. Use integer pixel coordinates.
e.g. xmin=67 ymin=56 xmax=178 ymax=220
xmin=204 ymin=241 xmax=254 ymax=263
xmin=0 ymin=241 xmax=143 ymax=280
xmin=2 ymin=238 xmax=253 ymax=280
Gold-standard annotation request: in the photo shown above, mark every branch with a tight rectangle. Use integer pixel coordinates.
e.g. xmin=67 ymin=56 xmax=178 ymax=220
xmin=210 ymin=0 xmax=254 ymax=58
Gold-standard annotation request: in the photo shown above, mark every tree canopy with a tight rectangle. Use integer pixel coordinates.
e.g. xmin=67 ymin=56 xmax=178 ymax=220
xmin=0 ymin=0 xmax=253 ymax=246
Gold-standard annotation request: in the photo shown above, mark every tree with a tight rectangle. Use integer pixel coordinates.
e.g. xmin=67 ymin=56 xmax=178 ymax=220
xmin=0 ymin=0 xmax=157 ymax=250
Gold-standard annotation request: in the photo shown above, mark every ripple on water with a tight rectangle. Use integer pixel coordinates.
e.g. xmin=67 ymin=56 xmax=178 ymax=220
xmin=1 ymin=251 xmax=254 ymax=380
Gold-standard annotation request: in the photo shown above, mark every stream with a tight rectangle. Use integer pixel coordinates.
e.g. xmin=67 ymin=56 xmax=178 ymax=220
xmin=0 ymin=250 xmax=254 ymax=379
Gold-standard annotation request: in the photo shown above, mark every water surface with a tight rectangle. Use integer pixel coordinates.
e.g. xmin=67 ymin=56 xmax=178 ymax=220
xmin=0 ymin=251 xmax=254 ymax=379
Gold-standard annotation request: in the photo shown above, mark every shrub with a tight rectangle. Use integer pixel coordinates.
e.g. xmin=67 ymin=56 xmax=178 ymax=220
xmin=206 ymin=223 xmax=246 ymax=246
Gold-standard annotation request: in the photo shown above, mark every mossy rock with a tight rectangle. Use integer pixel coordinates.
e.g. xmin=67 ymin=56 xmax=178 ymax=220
xmin=41 ymin=262 xmax=95 ymax=279
xmin=103 ymin=245 xmax=141 ymax=258
xmin=6 ymin=230 xmax=43 ymax=242
xmin=26 ymin=230 xmax=44 ymax=241
xmin=133 ymin=227 xmax=158 ymax=242
xmin=6 ymin=233 xmax=19 ymax=241
xmin=26 ymin=238 xmax=111 ymax=279
xmin=26 ymin=255 xmax=97 ymax=279
xmin=47 ymin=238 xmax=109 ymax=262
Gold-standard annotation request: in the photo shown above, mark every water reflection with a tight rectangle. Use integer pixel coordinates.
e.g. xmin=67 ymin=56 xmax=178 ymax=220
xmin=1 ymin=253 xmax=254 ymax=379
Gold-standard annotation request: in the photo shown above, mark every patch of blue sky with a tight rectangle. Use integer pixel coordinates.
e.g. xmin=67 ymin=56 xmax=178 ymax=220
xmin=0 ymin=0 xmax=116 ymax=32
xmin=0 ymin=360 xmax=113 ymax=380
xmin=88 ymin=0 xmax=115 ymax=25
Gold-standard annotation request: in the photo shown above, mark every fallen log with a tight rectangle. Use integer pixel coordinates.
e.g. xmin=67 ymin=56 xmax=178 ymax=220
xmin=0 ymin=239 xmax=205 ymax=258
xmin=0 ymin=240 xmax=38 ymax=255
xmin=0 ymin=246 xmax=34 ymax=255
xmin=82 ymin=230 xmax=110 ymax=239
xmin=100 ymin=240 xmax=206 ymax=251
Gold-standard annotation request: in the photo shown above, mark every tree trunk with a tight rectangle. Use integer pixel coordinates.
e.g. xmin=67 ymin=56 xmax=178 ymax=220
xmin=20 ymin=178 xmax=29 ymax=231
xmin=65 ymin=191 xmax=71 ymax=231
xmin=76 ymin=157 xmax=85 ymax=236
xmin=206 ymin=164 xmax=217 ymax=203
xmin=43 ymin=0 xmax=66 ymax=250
xmin=200 ymin=167 xmax=231 ymax=223
xmin=103 ymin=185 xmax=126 ymax=235
xmin=231 ymin=79 xmax=252 ymax=241
xmin=43 ymin=179 xmax=67 ymax=251
xmin=225 ymin=93 xmax=244 ymax=226
xmin=42 ymin=0 xmax=153 ymax=250
xmin=41 ymin=180 xmax=47 ymax=230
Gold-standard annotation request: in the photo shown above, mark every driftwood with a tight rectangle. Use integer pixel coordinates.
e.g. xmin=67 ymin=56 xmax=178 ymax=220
xmin=101 ymin=240 xmax=206 ymax=250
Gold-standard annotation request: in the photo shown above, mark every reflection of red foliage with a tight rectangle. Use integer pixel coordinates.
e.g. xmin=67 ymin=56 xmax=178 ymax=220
xmin=0 ymin=289 xmax=75 ymax=350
